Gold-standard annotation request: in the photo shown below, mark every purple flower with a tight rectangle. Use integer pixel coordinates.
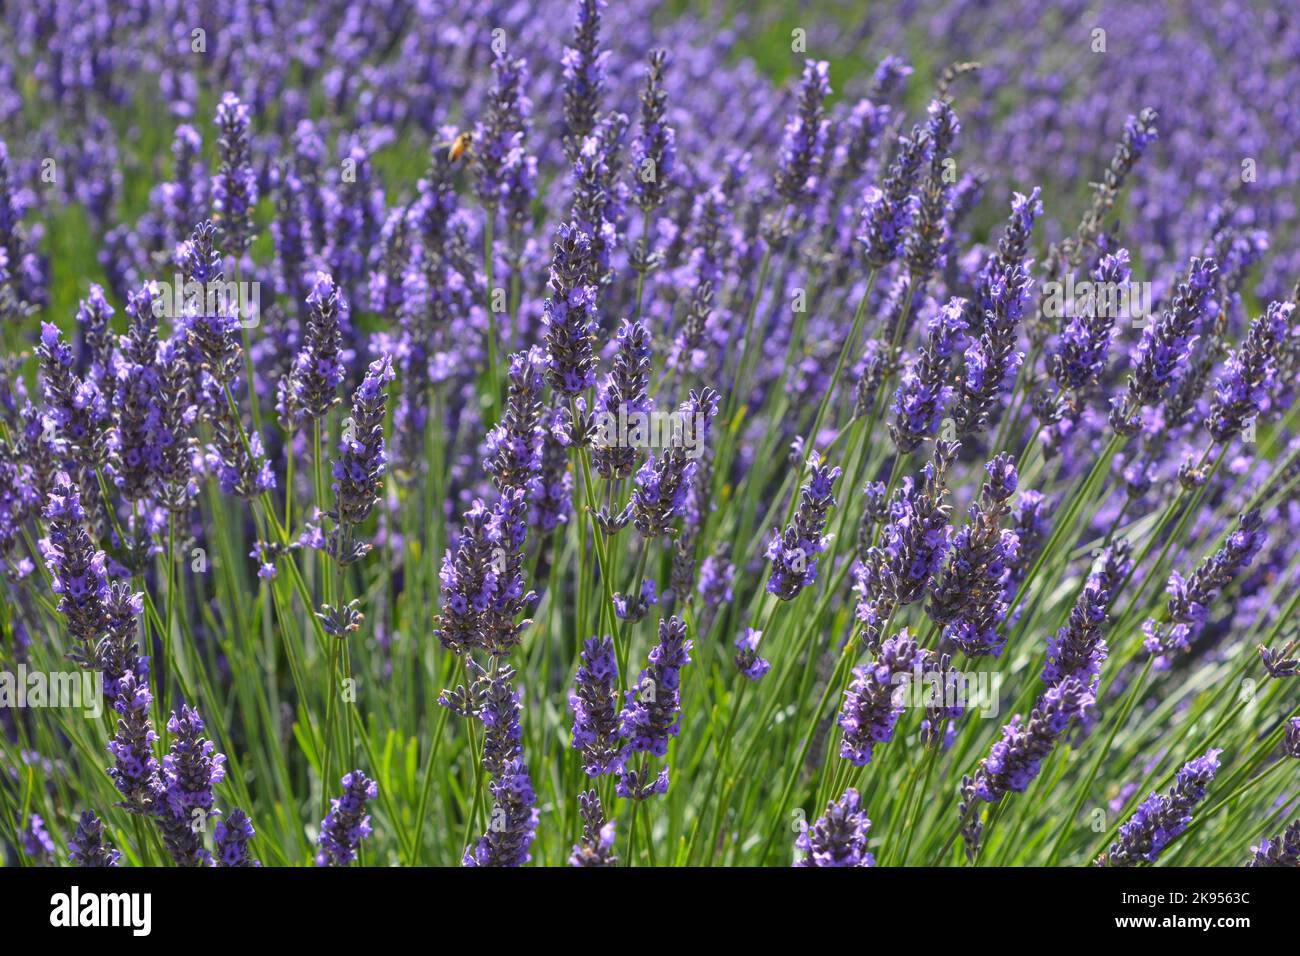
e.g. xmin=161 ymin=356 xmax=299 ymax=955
xmin=620 ymin=616 xmax=692 ymax=772
xmin=890 ymin=297 xmax=967 ymax=453
xmin=926 ymin=454 xmax=1020 ymax=657
xmin=569 ymin=790 xmax=617 ymax=867
xmin=1103 ymin=749 xmax=1222 ymax=865
xmin=107 ymin=672 xmax=163 ymax=815
xmin=68 ymin=811 xmax=120 ymax=867
xmin=733 ymin=627 xmax=771 ymax=682
xmin=280 ymin=271 xmax=347 ymax=427
xmin=630 ymin=49 xmax=674 ymax=213
xmin=485 ymin=347 xmax=546 ymax=495
xmin=332 ymin=354 xmax=394 ymax=531
xmin=838 ymin=631 xmax=925 ymax=766
xmin=775 ymin=60 xmax=832 ymax=211
xmin=158 ymin=705 xmax=226 ymax=866
xmin=1112 ymin=256 xmax=1218 ymax=434
xmin=39 ymin=475 xmax=109 ymax=652
xmin=542 ymin=223 xmax=599 ymax=397
xmin=215 ymin=807 xmax=260 ymax=867
xmin=461 ymin=662 xmax=539 ymax=867
xmin=561 ymin=0 xmax=608 ymax=162
xmin=38 ymin=321 xmax=109 ymax=468
xmin=569 ymin=636 xmax=623 ymax=776
xmin=1206 ymin=301 xmax=1293 ymax=442
xmin=1144 ymin=509 xmax=1265 ymax=668
xmin=630 ymin=388 xmax=719 ymax=538
xmin=973 ymin=678 xmax=1093 ymax=802
xmin=212 ymin=92 xmax=256 ymax=253
xmin=592 ymin=319 xmax=653 ymax=481
xmin=316 ymin=770 xmax=378 ymax=867
xmin=766 ymin=453 xmax=840 ymax=601
xmin=794 ymin=788 xmax=874 ymax=867
xmin=1248 ymin=820 xmax=1300 ymax=867
xmin=21 ymin=813 xmax=54 ymax=863
xmin=859 ymin=123 xmax=930 ymax=268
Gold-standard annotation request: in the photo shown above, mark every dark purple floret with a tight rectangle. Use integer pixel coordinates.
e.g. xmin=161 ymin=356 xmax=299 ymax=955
xmin=1111 ymin=256 xmax=1218 ymax=434
xmin=859 ymin=123 xmax=931 ymax=269
xmin=1206 ymin=301 xmax=1292 ymax=443
xmin=794 ymin=788 xmax=875 ymax=867
xmin=1102 ymin=749 xmax=1221 ymax=866
xmin=569 ymin=789 xmax=617 ymax=867
xmin=485 ymin=347 xmax=545 ymax=495
xmin=107 ymin=671 xmax=163 ymax=815
xmin=926 ymin=454 xmax=1020 ymax=657
xmin=68 ymin=810 xmax=120 ymax=867
xmin=316 ymin=770 xmax=378 ymax=867
xmin=543 ymin=223 xmax=599 ymax=397
xmin=966 ymin=676 xmax=1093 ymax=838
xmin=1248 ymin=820 xmax=1300 ymax=867
xmin=1284 ymin=717 xmax=1300 ymax=760
xmin=630 ymin=388 xmax=719 ymax=538
xmin=561 ymin=0 xmax=608 ymax=163
xmin=775 ymin=60 xmax=832 ymax=212
xmin=592 ymin=319 xmax=652 ymax=480
xmin=631 ymin=49 xmax=674 ymax=213
xmin=569 ymin=636 xmax=623 ymax=776
xmin=1042 ymin=541 xmax=1129 ymax=687
xmin=75 ymin=283 xmax=115 ymax=384
xmin=904 ymin=99 xmax=961 ymax=284
xmin=158 ymin=704 xmax=226 ymax=867
xmin=280 ymin=271 xmax=347 ymax=428
xmin=733 ymin=627 xmax=771 ymax=682
xmin=332 ymin=354 xmax=394 ymax=530
xmin=1259 ymin=640 xmax=1299 ymax=679
xmin=461 ymin=662 xmax=539 ymax=867
xmin=38 ymin=321 xmax=109 ymax=468
xmin=766 ymin=453 xmax=840 ymax=601
xmin=620 ymin=615 xmax=692 ymax=761
xmin=211 ymin=92 xmax=256 ymax=254
xmin=21 ymin=813 xmax=54 ymax=863
xmin=474 ymin=49 xmax=532 ymax=210
xmin=953 ymin=190 xmax=1041 ymax=435
xmin=39 ymin=475 xmax=109 ymax=652
xmin=214 ymin=807 xmax=260 ymax=867
xmin=838 ymin=631 xmax=925 ymax=766
xmin=890 ymin=297 xmax=967 ymax=453
xmin=855 ymin=440 xmax=957 ymax=648
xmin=1144 ymin=509 xmax=1265 ymax=668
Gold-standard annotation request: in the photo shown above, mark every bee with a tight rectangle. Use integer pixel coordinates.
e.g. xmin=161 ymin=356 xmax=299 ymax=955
xmin=439 ymin=130 xmax=473 ymax=163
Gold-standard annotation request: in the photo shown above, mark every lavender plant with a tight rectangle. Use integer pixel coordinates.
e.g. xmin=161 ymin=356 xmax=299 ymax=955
xmin=0 ymin=0 xmax=1297 ymax=874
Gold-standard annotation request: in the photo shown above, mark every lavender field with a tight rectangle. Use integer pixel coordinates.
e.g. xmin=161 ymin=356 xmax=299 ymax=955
xmin=1 ymin=0 xmax=1298 ymax=870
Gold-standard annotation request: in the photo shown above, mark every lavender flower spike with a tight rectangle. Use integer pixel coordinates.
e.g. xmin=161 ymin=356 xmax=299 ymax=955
xmin=794 ymin=788 xmax=875 ymax=867
xmin=69 ymin=811 xmax=120 ymax=867
xmin=569 ymin=790 xmax=617 ymax=867
xmin=734 ymin=627 xmax=771 ymax=682
xmin=838 ymin=631 xmax=926 ymax=766
xmin=1206 ymin=301 xmax=1293 ymax=443
xmin=212 ymin=91 xmax=257 ymax=254
xmin=1101 ymin=749 xmax=1222 ymax=866
xmin=569 ymin=636 xmax=623 ymax=775
xmin=215 ymin=807 xmax=260 ymax=866
xmin=766 ymin=453 xmax=840 ymax=601
xmin=1143 ymin=509 xmax=1265 ymax=669
xmin=316 ymin=770 xmax=378 ymax=866
xmin=1248 ymin=820 xmax=1300 ymax=867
